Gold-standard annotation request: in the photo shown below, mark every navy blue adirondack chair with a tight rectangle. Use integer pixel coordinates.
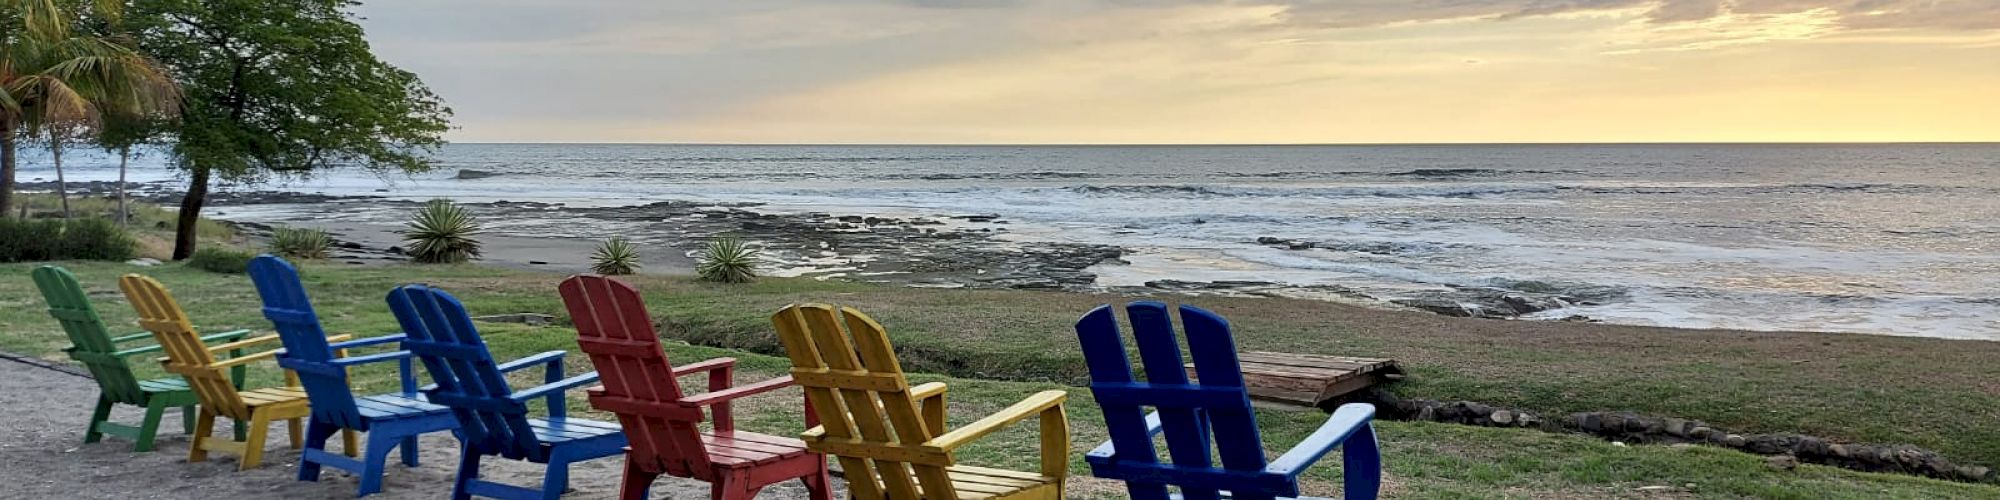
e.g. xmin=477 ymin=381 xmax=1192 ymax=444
xmin=251 ymin=256 xmax=460 ymax=497
xmin=385 ymin=283 xmax=627 ymax=500
xmin=1074 ymin=302 xmax=1382 ymax=500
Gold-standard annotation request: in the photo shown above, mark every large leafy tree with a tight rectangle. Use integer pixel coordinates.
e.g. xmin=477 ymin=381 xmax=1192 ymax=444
xmin=1 ymin=0 xmax=168 ymax=217
xmin=128 ymin=0 xmax=451 ymax=259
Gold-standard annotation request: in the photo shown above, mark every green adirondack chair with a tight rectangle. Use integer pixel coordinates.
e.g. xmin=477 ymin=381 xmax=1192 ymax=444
xmin=31 ymin=266 xmax=249 ymax=452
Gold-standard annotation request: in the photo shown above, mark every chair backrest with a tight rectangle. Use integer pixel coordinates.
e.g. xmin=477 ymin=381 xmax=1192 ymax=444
xmin=385 ymin=283 xmax=540 ymax=461
xmin=557 ymin=274 xmax=710 ymax=475
xmin=32 ymin=266 xmax=145 ymax=403
xmin=1074 ymin=301 xmax=1273 ymax=498
xmin=119 ymin=274 xmax=247 ymax=417
xmin=249 ymin=255 xmax=364 ymax=428
xmin=771 ymin=304 xmax=952 ymax=499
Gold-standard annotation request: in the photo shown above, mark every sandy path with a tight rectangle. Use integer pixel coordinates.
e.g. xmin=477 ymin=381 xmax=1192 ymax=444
xmin=0 ymin=357 xmax=835 ymax=499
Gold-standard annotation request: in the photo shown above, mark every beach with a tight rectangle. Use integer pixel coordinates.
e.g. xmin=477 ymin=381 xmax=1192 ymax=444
xmin=15 ymin=143 xmax=2000 ymax=341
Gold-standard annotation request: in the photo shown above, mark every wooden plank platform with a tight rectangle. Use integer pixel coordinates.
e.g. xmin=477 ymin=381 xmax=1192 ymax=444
xmin=1187 ymin=351 xmax=1404 ymax=409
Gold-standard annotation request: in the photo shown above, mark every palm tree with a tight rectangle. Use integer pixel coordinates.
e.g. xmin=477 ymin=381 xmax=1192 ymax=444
xmin=1 ymin=0 xmax=172 ymax=218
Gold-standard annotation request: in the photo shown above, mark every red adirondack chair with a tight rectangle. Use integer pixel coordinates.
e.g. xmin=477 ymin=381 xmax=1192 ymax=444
xmin=558 ymin=274 xmax=832 ymax=500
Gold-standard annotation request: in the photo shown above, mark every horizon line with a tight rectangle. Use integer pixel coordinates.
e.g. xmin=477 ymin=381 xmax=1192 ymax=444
xmin=443 ymin=140 xmax=2000 ymax=147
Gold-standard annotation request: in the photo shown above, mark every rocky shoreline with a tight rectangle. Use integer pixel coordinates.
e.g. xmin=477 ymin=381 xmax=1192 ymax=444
xmin=24 ymin=181 xmax=1628 ymax=322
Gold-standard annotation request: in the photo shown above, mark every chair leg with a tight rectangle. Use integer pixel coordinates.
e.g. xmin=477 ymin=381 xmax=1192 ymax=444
xmin=451 ymin=444 xmax=481 ymax=500
xmin=400 ymin=435 xmax=420 ymax=467
xmin=181 ymin=405 xmax=197 ymax=434
xmin=713 ymin=469 xmax=753 ymax=500
xmin=540 ymin=453 xmax=572 ymax=500
xmin=618 ymin=459 xmax=658 ymax=500
xmin=83 ymin=394 xmax=113 ymax=445
xmin=357 ymin=433 xmax=395 ymax=497
xmin=299 ymin=419 xmax=340 ymax=482
xmin=802 ymin=459 xmax=834 ymax=500
xmin=188 ymin=407 xmax=217 ymax=463
xmin=285 ymin=418 xmax=303 ymax=449
xmin=343 ymin=429 xmax=361 ymax=458
xmin=134 ymin=398 xmax=169 ymax=452
xmin=240 ymin=411 xmax=273 ymax=471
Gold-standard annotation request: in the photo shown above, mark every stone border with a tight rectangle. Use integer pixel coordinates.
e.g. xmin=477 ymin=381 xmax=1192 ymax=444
xmin=1345 ymin=389 xmax=1995 ymax=484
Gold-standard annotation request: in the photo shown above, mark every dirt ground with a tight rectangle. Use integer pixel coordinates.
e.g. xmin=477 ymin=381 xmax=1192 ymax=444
xmin=0 ymin=357 xmax=836 ymax=499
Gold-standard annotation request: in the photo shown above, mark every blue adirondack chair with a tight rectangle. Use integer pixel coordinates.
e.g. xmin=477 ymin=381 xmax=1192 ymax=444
xmin=250 ymin=256 xmax=460 ymax=497
xmin=1074 ymin=302 xmax=1382 ymax=500
xmin=385 ymin=283 xmax=626 ymax=500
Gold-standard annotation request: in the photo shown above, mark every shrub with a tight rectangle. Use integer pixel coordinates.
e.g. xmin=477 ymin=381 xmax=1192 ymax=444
xmin=0 ymin=218 xmax=137 ymax=262
xmin=591 ymin=237 xmax=641 ymax=275
xmin=187 ymin=247 xmax=254 ymax=273
xmin=404 ymin=199 xmax=482 ymax=264
xmin=696 ymin=237 xmax=759 ymax=284
xmin=269 ymin=226 xmax=332 ymax=260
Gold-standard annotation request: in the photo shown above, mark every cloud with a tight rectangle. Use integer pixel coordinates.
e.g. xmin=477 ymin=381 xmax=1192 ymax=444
xmin=1260 ymin=0 xmax=2000 ymax=30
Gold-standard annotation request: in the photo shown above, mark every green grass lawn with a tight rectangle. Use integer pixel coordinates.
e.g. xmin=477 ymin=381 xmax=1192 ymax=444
xmin=1 ymin=261 xmax=1995 ymax=498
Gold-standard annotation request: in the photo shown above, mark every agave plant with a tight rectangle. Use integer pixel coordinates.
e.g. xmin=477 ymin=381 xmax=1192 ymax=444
xmin=403 ymin=199 xmax=481 ymax=264
xmin=695 ymin=237 xmax=759 ymax=284
xmin=269 ymin=226 xmax=332 ymax=259
xmin=590 ymin=236 xmax=641 ymax=275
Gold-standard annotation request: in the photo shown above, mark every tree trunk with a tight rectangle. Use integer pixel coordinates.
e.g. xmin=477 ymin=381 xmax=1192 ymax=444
xmin=171 ymin=166 xmax=211 ymax=260
xmin=0 ymin=117 xmax=16 ymax=218
xmin=117 ymin=146 xmax=130 ymax=226
xmin=52 ymin=135 xmax=70 ymax=219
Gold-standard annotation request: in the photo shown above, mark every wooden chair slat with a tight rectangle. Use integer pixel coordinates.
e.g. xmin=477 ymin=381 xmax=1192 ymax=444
xmin=773 ymin=304 xmax=1068 ymax=500
xmin=1075 ymin=302 xmax=1383 ymax=500
xmin=389 ymin=283 xmax=629 ymax=499
xmin=118 ymin=273 xmax=308 ymax=471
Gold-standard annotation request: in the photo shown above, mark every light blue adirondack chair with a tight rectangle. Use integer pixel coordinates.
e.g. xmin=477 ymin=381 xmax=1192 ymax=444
xmin=251 ymin=256 xmax=459 ymax=497
xmin=1074 ymin=302 xmax=1381 ymax=500
xmin=386 ymin=283 xmax=626 ymax=500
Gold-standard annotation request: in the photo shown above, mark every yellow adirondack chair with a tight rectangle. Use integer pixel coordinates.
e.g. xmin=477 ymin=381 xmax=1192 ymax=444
xmin=771 ymin=304 xmax=1071 ymax=499
xmin=119 ymin=274 xmax=351 ymax=471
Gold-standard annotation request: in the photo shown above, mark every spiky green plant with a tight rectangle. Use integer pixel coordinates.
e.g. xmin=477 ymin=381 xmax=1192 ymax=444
xmin=269 ymin=226 xmax=331 ymax=259
xmin=403 ymin=199 xmax=481 ymax=264
xmin=590 ymin=236 xmax=641 ymax=275
xmin=695 ymin=237 xmax=758 ymax=284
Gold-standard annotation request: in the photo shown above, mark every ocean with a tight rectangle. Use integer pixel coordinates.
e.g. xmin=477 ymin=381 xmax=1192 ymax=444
xmin=16 ymin=143 xmax=2000 ymax=340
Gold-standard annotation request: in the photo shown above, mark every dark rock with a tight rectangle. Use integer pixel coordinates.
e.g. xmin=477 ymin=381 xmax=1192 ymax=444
xmin=455 ymin=169 xmax=501 ymax=180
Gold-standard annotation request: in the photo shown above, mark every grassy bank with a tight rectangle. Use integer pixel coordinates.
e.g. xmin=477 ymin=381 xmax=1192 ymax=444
xmin=0 ymin=261 xmax=1994 ymax=498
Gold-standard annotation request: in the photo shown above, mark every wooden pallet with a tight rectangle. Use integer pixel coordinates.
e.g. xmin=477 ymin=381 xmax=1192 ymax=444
xmin=1187 ymin=351 xmax=1404 ymax=408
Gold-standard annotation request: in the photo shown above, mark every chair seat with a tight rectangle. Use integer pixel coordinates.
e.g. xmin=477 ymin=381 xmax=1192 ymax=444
xmin=946 ymin=465 xmax=1061 ymax=499
xmin=238 ymin=386 xmax=309 ymax=408
xmin=355 ymin=393 xmax=452 ymax=420
xmin=529 ymin=417 xmax=625 ymax=444
xmin=138 ymin=377 xmax=191 ymax=393
xmin=701 ymin=430 xmax=814 ymax=467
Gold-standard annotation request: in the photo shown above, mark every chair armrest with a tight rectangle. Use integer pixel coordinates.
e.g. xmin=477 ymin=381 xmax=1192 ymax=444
xmin=1264 ymin=403 xmax=1379 ymax=482
xmin=111 ymin=329 xmax=254 ymax=358
xmin=510 ymin=372 xmax=601 ymax=405
xmin=926 ymin=390 xmax=1067 ymax=451
xmin=671 ymin=357 xmax=735 ymax=377
xmin=209 ymin=349 xmax=283 ymax=370
xmin=110 ymin=332 xmax=155 ymax=343
xmin=329 ymin=350 xmax=414 ymax=367
xmin=1087 ymin=411 xmax=1166 ymax=459
xmin=496 ymin=351 xmax=565 ymax=373
xmin=204 ymin=334 xmax=285 ymax=354
xmin=327 ymin=333 xmax=406 ymax=350
xmin=200 ymin=329 xmax=254 ymax=343
xmin=682 ymin=375 xmax=794 ymax=406
xmin=911 ymin=382 xmax=948 ymax=434
xmin=111 ymin=344 xmax=165 ymax=358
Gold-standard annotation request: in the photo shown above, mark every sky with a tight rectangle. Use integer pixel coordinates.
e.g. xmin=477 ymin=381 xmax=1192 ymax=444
xmin=352 ymin=0 xmax=2000 ymax=144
